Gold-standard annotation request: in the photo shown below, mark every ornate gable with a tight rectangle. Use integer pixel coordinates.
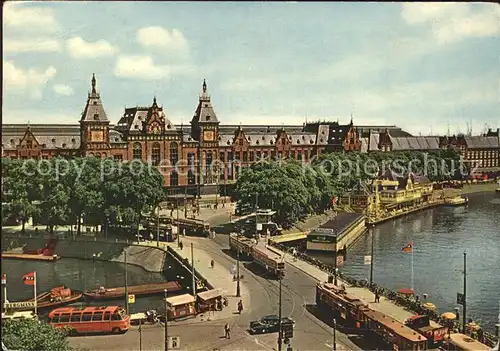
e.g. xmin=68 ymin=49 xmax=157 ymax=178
xmin=18 ymin=126 xmax=41 ymax=149
xmin=146 ymin=97 xmax=166 ymax=134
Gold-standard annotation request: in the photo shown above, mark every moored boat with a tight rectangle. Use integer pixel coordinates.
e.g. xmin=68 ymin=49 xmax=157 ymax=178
xmin=17 ymin=286 xmax=83 ymax=310
xmin=444 ymin=196 xmax=468 ymax=206
xmin=84 ymin=281 xmax=182 ymax=300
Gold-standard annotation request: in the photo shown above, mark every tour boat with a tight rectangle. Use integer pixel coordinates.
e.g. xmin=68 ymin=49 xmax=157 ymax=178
xmin=83 ymin=281 xmax=182 ymax=300
xmin=19 ymin=286 xmax=83 ymax=310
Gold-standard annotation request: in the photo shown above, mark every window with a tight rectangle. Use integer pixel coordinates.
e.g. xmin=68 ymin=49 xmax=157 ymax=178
xmin=104 ymin=312 xmax=111 ymax=321
xmin=170 ymin=170 xmax=178 ymax=186
xmin=188 ymin=153 xmax=195 ymax=166
xmin=92 ymin=312 xmax=104 ymax=321
xmin=219 ymin=152 xmax=225 ymax=162
xmin=206 ymin=151 xmax=213 ymax=167
xmin=152 ymin=142 xmax=160 ymax=166
xmin=70 ymin=314 xmax=81 ymax=322
xmin=133 ymin=143 xmax=142 ymax=159
xmin=271 ymin=151 xmax=276 ymax=159
xmin=59 ymin=314 xmax=70 ymax=323
xmin=239 ymin=139 xmax=243 ymax=146
xmin=298 ymin=151 xmax=303 ymax=160
xmin=228 ymin=152 xmax=233 ymax=162
xmin=26 ymin=140 xmax=33 ymax=149
xmin=249 ymin=151 xmax=254 ymax=162
xmin=256 ymin=151 xmax=262 ymax=159
xmin=291 ymin=151 xmax=296 ymax=159
xmin=112 ymin=313 xmax=122 ymax=321
xmin=82 ymin=313 xmax=92 ymax=322
xmin=50 ymin=314 xmax=60 ymax=323
xmin=243 ymin=151 xmax=248 ymax=162
xmin=188 ymin=170 xmax=196 ymax=185
xmin=114 ymin=155 xmax=123 ymax=162
xmin=170 ymin=142 xmax=178 ymax=165
xmin=94 ymin=114 xmax=99 ymax=120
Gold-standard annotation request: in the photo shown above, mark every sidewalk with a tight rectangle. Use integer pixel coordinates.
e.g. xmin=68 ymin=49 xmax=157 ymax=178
xmin=280 ymin=249 xmax=414 ymax=324
xmin=163 ymin=237 xmax=251 ymax=323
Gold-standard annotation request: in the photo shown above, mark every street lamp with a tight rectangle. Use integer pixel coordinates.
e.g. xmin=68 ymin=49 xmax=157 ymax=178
xmin=236 ymin=230 xmax=243 ymax=298
xmin=332 ymin=318 xmax=337 ymax=351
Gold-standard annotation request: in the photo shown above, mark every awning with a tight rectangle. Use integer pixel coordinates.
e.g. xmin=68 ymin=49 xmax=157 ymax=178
xmin=166 ymin=293 xmax=196 ymax=307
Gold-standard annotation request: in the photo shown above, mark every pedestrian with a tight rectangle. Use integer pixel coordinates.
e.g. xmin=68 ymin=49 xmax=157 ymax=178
xmin=179 ymin=241 xmax=183 ymax=250
xmin=292 ymin=247 xmax=298 ymax=262
xmin=375 ymin=289 xmax=380 ymax=303
xmin=211 ymin=259 xmax=215 ymax=269
xmin=237 ymin=300 xmax=243 ymax=314
xmin=224 ymin=323 xmax=230 ymax=339
xmin=182 ymin=228 xmax=186 ymax=237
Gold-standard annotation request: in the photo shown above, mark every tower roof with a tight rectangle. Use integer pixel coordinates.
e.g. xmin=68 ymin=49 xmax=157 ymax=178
xmin=192 ymin=79 xmax=219 ymax=124
xmin=80 ymin=74 xmax=109 ymax=123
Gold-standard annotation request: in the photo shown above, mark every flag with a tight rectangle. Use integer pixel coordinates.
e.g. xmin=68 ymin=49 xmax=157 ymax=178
xmin=402 ymin=243 xmax=413 ymax=253
xmin=364 ymin=255 xmax=372 ymax=265
xmin=23 ymin=272 xmax=35 ymax=285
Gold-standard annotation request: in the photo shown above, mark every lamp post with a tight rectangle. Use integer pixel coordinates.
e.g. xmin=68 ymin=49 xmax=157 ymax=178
xmin=462 ymin=251 xmax=467 ymax=334
xmin=369 ymin=225 xmax=374 ymax=287
xmin=176 ymin=196 xmax=180 ymax=247
xmin=164 ymin=289 xmax=168 ymax=351
xmin=157 ymin=207 xmax=160 ymax=247
xmin=277 ymin=270 xmax=283 ymax=351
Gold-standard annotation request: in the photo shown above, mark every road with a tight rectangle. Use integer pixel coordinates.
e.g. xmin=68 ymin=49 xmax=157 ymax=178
xmin=70 ymin=234 xmax=365 ymax=350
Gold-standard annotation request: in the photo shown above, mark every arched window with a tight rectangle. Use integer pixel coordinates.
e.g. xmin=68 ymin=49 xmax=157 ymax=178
xmin=133 ymin=143 xmax=142 ymax=159
xmin=188 ymin=170 xmax=196 ymax=185
xmin=170 ymin=170 xmax=178 ymax=186
xmin=206 ymin=151 xmax=213 ymax=167
xmin=152 ymin=142 xmax=160 ymax=166
xmin=170 ymin=142 xmax=178 ymax=165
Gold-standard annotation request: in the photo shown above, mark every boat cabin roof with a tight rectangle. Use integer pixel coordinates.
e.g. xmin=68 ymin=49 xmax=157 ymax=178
xmin=363 ymin=309 xmax=427 ymax=343
xmin=447 ymin=333 xmax=490 ymax=350
xmin=166 ymin=293 xmax=196 ymax=307
xmin=197 ymin=289 xmax=221 ymax=301
xmin=2 ymin=311 xmax=36 ymax=320
xmin=49 ymin=306 xmax=121 ymax=316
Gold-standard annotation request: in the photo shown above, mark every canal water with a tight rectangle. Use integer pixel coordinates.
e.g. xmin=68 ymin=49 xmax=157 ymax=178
xmin=310 ymin=192 xmax=500 ymax=332
xmin=1 ymin=257 xmax=190 ymax=316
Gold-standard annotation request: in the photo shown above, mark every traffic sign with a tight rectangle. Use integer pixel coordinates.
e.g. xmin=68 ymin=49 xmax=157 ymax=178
xmin=168 ymin=336 xmax=180 ymax=349
xmin=128 ymin=294 xmax=135 ymax=304
xmin=4 ymin=301 xmax=36 ymax=309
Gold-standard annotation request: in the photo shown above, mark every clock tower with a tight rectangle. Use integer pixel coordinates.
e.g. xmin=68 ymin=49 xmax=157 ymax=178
xmin=190 ymin=79 xmax=220 ymax=185
xmin=79 ymin=74 xmax=110 ymax=156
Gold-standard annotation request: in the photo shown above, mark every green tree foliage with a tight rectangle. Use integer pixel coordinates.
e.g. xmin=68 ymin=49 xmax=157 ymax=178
xmin=235 ymin=150 xmax=463 ymax=227
xmin=1 ymin=157 xmax=165 ymax=233
xmin=2 ymin=318 xmax=72 ymax=351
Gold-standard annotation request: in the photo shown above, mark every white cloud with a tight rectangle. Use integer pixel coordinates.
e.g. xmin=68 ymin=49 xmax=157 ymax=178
xmin=1 ymin=108 xmax=77 ymax=124
xmin=401 ymin=3 xmax=500 ymax=44
xmin=136 ymin=26 xmax=189 ymax=55
xmin=114 ymin=55 xmax=194 ymax=80
xmin=3 ymin=2 xmax=60 ymax=33
xmin=66 ymin=37 xmax=118 ymax=59
xmin=3 ymin=61 xmax=56 ymax=99
xmin=4 ymin=38 xmax=61 ymax=53
xmin=52 ymin=84 xmax=74 ymax=96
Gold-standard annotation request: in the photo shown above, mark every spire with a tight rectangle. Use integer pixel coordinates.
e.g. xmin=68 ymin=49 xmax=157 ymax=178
xmin=153 ymin=95 xmax=157 ymax=107
xmin=91 ymin=73 xmax=96 ymax=94
xmin=202 ymin=79 xmax=207 ymax=93
xmin=350 ymin=114 xmax=353 ymax=125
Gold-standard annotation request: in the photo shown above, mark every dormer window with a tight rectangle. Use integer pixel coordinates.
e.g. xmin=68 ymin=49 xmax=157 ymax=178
xmin=167 ymin=124 xmax=171 ymax=129
xmin=204 ymin=104 xmax=208 ymax=107
xmin=93 ymin=101 xmax=97 ymax=105
xmin=297 ymin=140 xmax=300 ymax=144
xmin=10 ymin=139 xmax=14 ymax=144
xmin=206 ymin=115 xmax=211 ymax=121
xmin=302 ymin=135 xmax=305 ymax=140
xmin=256 ymin=140 xmax=259 ymax=145
xmin=270 ymin=140 xmax=274 ymax=145
xmin=62 ymin=143 xmax=67 ymax=148
xmin=94 ymin=114 xmax=99 ymax=120
xmin=71 ymin=138 xmax=76 ymax=143
xmin=52 ymin=138 xmax=56 ymax=143
xmin=135 ymin=125 xmax=139 ymax=129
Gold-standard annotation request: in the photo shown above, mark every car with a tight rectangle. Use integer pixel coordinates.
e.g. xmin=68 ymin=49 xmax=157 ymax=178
xmin=249 ymin=315 xmax=294 ymax=335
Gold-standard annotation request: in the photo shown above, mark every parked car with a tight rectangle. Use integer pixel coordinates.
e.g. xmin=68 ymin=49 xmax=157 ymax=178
xmin=249 ymin=315 xmax=294 ymax=334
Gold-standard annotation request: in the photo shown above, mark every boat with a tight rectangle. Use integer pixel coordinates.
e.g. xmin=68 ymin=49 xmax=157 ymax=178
xmin=495 ymin=187 xmax=500 ymax=193
xmin=17 ymin=286 xmax=83 ymax=310
xmin=83 ymin=281 xmax=183 ymax=300
xmin=444 ymin=195 xmax=468 ymax=206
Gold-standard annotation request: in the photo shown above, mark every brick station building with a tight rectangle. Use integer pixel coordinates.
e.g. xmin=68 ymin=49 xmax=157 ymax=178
xmin=2 ymin=75 xmax=499 ymax=193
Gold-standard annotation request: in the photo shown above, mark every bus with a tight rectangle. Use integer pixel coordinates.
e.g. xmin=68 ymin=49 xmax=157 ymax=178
xmin=48 ymin=306 xmax=129 ymax=335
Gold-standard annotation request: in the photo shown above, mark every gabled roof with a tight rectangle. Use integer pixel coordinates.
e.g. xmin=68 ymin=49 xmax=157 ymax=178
xmin=465 ymin=136 xmax=499 ymax=149
xmin=80 ymin=74 xmax=108 ymax=123
xmin=117 ymin=98 xmax=176 ymax=134
xmin=192 ymin=80 xmax=219 ymax=124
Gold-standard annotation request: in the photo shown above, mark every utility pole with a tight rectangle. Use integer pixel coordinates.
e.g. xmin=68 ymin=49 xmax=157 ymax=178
xmin=255 ymin=192 xmax=259 ymax=242
xmin=139 ymin=319 xmax=142 ymax=351
xmin=164 ymin=289 xmax=168 ymax=351
xmin=332 ymin=318 xmax=337 ymax=351
xmin=462 ymin=251 xmax=467 ymax=334
xmin=369 ymin=225 xmax=374 ymax=287
xmin=215 ymin=168 xmax=219 ymax=208
xmin=278 ymin=272 xmax=283 ymax=351
xmin=333 ymin=229 xmax=338 ymax=286
xmin=157 ymin=207 xmax=160 ymax=247
xmin=176 ymin=196 xmax=180 ymax=247
xmin=125 ymin=250 xmax=129 ymax=315
xmin=236 ymin=230 xmax=241 ymax=297
xmin=191 ymin=243 xmax=197 ymax=296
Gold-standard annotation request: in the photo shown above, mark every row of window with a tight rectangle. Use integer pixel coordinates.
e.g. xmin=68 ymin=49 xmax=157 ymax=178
xmin=218 ymin=149 xmax=313 ymax=163
xmin=133 ymin=142 xmax=178 ymax=166
xmin=466 ymin=150 xmax=498 ymax=159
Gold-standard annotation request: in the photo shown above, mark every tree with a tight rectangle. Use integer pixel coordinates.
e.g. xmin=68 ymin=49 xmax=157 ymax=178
xmin=2 ymin=319 xmax=73 ymax=351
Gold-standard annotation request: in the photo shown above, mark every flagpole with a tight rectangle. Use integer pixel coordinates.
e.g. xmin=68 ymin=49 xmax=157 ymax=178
xmin=34 ymin=271 xmax=38 ymax=315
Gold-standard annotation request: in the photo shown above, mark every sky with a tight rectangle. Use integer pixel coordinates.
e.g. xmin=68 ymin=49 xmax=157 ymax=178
xmin=2 ymin=1 xmax=499 ymax=136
